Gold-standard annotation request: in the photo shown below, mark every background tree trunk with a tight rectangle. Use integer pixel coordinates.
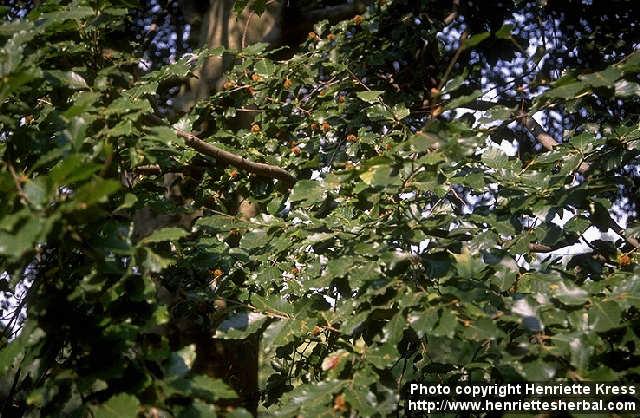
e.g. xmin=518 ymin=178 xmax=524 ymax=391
xmin=176 ymin=1 xmax=284 ymax=414
xmin=174 ymin=2 xmax=365 ymax=414
xmin=193 ymin=334 xmax=261 ymax=414
xmin=176 ymin=0 xmax=282 ymax=111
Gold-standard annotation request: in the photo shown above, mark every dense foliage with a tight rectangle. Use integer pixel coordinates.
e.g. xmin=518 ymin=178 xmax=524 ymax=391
xmin=1 ymin=0 xmax=640 ymax=416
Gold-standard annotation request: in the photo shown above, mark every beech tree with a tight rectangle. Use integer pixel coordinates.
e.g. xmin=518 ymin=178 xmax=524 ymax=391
xmin=1 ymin=1 xmax=640 ymax=417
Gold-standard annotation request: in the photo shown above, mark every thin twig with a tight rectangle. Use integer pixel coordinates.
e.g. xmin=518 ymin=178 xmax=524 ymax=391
xmin=437 ymin=31 xmax=468 ymax=92
xmin=443 ymin=0 xmax=460 ymax=25
xmin=7 ymin=163 xmax=28 ymax=203
xmin=241 ymin=12 xmax=254 ymax=50
xmin=516 ymin=110 xmax=558 ymax=151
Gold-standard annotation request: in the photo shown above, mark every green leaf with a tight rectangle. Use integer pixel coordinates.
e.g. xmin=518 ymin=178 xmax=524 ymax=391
xmin=407 ymin=131 xmax=442 ymax=152
xmin=105 ymin=119 xmax=134 ymax=137
xmin=579 ymin=67 xmax=623 ymax=87
xmin=254 ymin=59 xmax=276 ymax=77
xmin=289 ymin=180 xmax=325 ymax=203
xmin=366 ymin=343 xmax=400 ymax=369
xmin=241 ymin=42 xmax=268 ymax=55
xmin=392 ymin=103 xmax=410 ymax=120
xmin=0 ymin=339 xmax=24 ymax=376
xmin=145 ymin=125 xmax=181 ymax=145
xmin=63 ymin=91 xmax=101 ymax=118
xmin=344 ymin=387 xmax=378 ymax=417
xmin=442 ymin=73 xmax=467 ymax=93
xmin=141 ymin=227 xmax=189 ymax=243
xmin=73 ymin=178 xmax=120 ymax=207
xmin=240 ymin=230 xmax=271 ymax=249
xmin=23 ymin=177 xmax=49 ymax=209
xmin=452 ymin=248 xmax=486 ymax=279
xmin=463 ymin=32 xmax=490 ymax=49
xmin=325 ymin=256 xmax=354 ymax=279
xmin=542 ymin=82 xmax=587 ymax=99
xmin=481 ymin=146 xmax=512 ymax=169
xmin=104 ymin=96 xmax=153 ymax=116
xmin=445 ymin=90 xmax=483 ymax=110
xmin=167 ymin=345 xmax=197 ymax=377
xmin=433 ymin=309 xmax=458 ymax=338
xmin=495 ymin=24 xmax=514 ymax=39
xmin=614 ymin=80 xmax=640 ymax=97
xmin=93 ymin=394 xmax=139 ymax=418
xmin=40 ymin=6 xmax=95 ymax=23
xmin=273 ymin=380 xmax=346 ymax=417
xmin=215 ymin=312 xmax=268 ymax=339
xmin=46 ymin=70 xmax=88 ymax=90
xmin=553 ymin=281 xmax=589 ymax=306
xmin=563 ymin=216 xmax=591 ymax=234
xmin=116 ymin=193 xmax=138 ymax=211
xmin=169 ymin=375 xmax=236 ymax=402
xmin=356 ymin=90 xmax=384 ymax=104
xmin=410 ymin=306 xmax=439 ymax=338
xmin=177 ymin=400 xmax=218 ymax=418
xmin=451 ymin=172 xmax=484 ymax=190
xmin=68 ymin=117 xmax=88 ymax=149
xmin=589 ymin=300 xmax=622 ymax=332
xmin=520 ymin=359 xmax=556 ymax=381
xmin=189 ymin=375 xmax=237 ymax=401
xmin=196 ymin=215 xmax=249 ymax=231
xmin=366 ymin=103 xmax=394 ymax=120
xmin=463 ymin=318 xmax=504 ymax=341
xmin=0 ymin=217 xmax=46 ymax=258
xmin=142 ymin=248 xmax=174 ymax=273
xmin=359 ymin=164 xmax=398 ymax=187
xmin=51 ymin=154 xmax=100 ymax=185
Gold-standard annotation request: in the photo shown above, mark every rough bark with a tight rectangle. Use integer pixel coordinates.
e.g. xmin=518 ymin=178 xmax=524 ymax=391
xmin=193 ymin=334 xmax=261 ymax=415
xmin=174 ymin=2 xmax=283 ymax=413
xmin=177 ymin=129 xmax=296 ymax=187
xmin=171 ymin=3 xmax=364 ymax=414
xmin=176 ymin=0 xmax=282 ymax=111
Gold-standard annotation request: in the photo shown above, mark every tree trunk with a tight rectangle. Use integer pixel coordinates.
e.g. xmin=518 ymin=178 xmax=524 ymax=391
xmin=193 ymin=334 xmax=261 ymax=415
xmin=176 ymin=1 xmax=284 ymax=414
xmin=176 ymin=0 xmax=282 ymax=111
xmin=174 ymin=2 xmax=365 ymax=414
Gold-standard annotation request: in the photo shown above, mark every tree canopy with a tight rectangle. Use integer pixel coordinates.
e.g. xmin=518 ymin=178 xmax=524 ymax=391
xmin=1 ymin=0 xmax=640 ymax=416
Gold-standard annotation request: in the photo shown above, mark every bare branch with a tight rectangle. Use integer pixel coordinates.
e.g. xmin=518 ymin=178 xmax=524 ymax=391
xmin=176 ymin=130 xmax=296 ymax=187
xmin=610 ymin=220 xmax=640 ymax=250
xmin=305 ymin=2 xmax=366 ymax=23
xmin=528 ymin=242 xmax=554 ymax=253
xmin=437 ymin=31 xmax=468 ymax=92
xmin=528 ymin=218 xmax=640 ymax=253
xmin=6 ymin=163 xmax=29 ymax=204
xmin=515 ymin=111 xmax=594 ymax=174
xmin=142 ymin=114 xmax=296 ymax=186
xmin=444 ymin=0 xmax=460 ymax=25
xmin=134 ymin=164 xmax=163 ymax=175
xmin=516 ymin=111 xmax=558 ymax=151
